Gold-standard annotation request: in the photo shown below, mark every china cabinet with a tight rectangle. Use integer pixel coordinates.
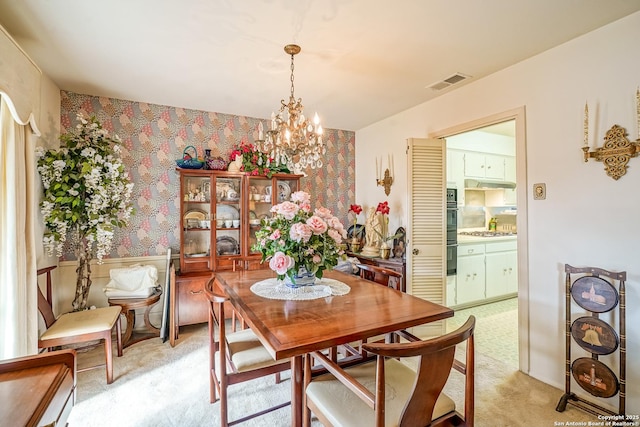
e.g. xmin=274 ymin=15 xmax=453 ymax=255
xmin=172 ymin=169 xmax=301 ymax=344
xmin=177 ymin=169 xmax=302 ymax=274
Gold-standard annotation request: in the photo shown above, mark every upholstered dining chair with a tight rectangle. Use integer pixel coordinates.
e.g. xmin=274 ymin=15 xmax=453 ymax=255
xmin=356 ymin=263 xmax=403 ymax=291
xmin=304 ymin=315 xmax=476 ymax=427
xmin=204 ymin=277 xmax=290 ymax=427
xmin=36 ymin=266 xmax=123 ymax=384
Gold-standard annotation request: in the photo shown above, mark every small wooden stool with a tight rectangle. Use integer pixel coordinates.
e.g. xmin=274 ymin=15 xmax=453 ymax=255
xmin=108 ymin=289 xmax=162 ymax=348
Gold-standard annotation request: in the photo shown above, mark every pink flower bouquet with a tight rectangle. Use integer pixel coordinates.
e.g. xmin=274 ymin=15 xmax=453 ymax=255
xmin=253 ymin=191 xmax=347 ymax=284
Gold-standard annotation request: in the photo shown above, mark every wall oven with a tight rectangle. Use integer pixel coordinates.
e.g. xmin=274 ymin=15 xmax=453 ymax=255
xmin=446 ymin=188 xmax=457 ymax=276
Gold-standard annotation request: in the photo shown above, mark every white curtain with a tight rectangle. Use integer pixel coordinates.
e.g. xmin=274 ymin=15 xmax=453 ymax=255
xmin=0 ymin=94 xmax=38 ymax=359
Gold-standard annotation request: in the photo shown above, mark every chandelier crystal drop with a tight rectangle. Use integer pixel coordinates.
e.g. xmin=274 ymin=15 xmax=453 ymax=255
xmin=256 ymin=44 xmax=325 ymax=173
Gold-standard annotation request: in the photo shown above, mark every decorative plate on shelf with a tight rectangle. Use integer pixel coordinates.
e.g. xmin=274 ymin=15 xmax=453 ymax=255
xmin=570 ymin=276 xmax=618 ymax=313
xmin=571 ymin=357 xmax=619 ymax=398
xmin=216 ymin=236 xmax=239 ymax=255
xmin=571 ymin=316 xmax=618 ymax=355
xmin=277 ymin=182 xmax=291 ymax=202
xmin=185 ymin=252 xmax=208 ymax=258
xmin=216 ymin=204 xmax=239 ymax=220
xmin=184 ymin=209 xmax=206 ymax=228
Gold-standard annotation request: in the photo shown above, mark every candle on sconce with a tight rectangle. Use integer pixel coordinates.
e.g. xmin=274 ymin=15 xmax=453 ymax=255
xmin=583 ymin=102 xmax=589 ymax=147
xmin=375 ymin=157 xmax=380 ymax=180
xmin=258 ymin=122 xmax=264 ymax=140
xmin=636 ymin=87 xmax=639 ymax=140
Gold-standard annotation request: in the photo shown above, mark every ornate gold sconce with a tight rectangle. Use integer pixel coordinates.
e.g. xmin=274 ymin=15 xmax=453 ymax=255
xmin=376 ymin=155 xmax=394 ymax=195
xmin=582 ymin=90 xmax=640 ymax=180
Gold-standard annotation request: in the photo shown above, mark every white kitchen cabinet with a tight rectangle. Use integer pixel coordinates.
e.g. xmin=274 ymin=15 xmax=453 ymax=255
xmin=446 ymin=149 xmax=466 ymax=206
xmin=503 ymin=156 xmax=517 ymax=205
xmin=456 ymin=243 xmax=486 ymax=305
xmin=485 ymin=240 xmax=518 ymax=298
xmin=463 ymin=152 xmax=505 ymax=180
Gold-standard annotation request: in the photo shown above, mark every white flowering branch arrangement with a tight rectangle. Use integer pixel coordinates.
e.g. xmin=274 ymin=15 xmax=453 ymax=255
xmin=36 ymin=114 xmax=134 ymax=310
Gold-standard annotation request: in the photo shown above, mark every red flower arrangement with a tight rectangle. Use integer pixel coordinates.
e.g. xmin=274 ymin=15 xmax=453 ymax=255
xmin=376 ymin=201 xmax=390 ymax=215
xmin=229 ymin=140 xmax=289 ymax=177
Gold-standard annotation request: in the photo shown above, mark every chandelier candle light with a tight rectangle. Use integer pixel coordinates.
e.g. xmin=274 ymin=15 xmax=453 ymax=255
xmin=255 ymin=44 xmax=325 ymax=173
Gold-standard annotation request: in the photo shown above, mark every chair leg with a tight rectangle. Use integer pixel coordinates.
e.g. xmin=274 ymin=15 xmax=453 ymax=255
xmin=105 ymin=333 xmax=114 ymax=384
xmin=115 ymin=317 xmax=123 ymax=357
xmin=303 ymin=353 xmax=312 ymax=427
xmin=208 ymin=318 xmax=217 ymax=403
xmin=220 ymin=375 xmax=228 ymax=427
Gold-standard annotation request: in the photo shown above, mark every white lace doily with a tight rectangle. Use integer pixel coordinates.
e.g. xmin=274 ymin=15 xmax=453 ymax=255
xmin=250 ymin=277 xmax=351 ymax=300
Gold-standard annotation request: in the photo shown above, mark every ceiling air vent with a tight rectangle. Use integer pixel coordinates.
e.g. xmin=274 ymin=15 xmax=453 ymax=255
xmin=427 ymin=73 xmax=470 ymax=91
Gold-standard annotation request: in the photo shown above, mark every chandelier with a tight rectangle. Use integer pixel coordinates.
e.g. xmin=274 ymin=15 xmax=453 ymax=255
xmin=256 ymin=44 xmax=325 ymax=172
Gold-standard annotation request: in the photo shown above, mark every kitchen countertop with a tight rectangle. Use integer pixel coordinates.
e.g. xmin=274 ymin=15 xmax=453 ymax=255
xmin=457 ymin=234 xmax=517 ymax=243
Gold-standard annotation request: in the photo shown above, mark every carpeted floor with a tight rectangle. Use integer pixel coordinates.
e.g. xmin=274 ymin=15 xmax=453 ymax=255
xmin=446 ymin=297 xmax=519 ymax=369
xmin=67 ymin=318 xmax=599 ymax=426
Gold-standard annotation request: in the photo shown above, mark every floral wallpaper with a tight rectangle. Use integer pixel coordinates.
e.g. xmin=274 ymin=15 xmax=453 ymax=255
xmin=59 ymin=91 xmax=355 ymax=259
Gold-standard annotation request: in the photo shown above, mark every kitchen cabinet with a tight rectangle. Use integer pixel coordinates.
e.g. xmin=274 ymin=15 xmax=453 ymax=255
xmin=504 ymin=156 xmax=517 ymax=205
xmin=177 ymin=169 xmax=301 ymax=273
xmin=456 ymin=243 xmax=486 ymax=305
xmin=446 ymin=149 xmax=466 ymax=206
xmin=463 ymin=151 xmax=505 ymax=180
xmin=485 ymin=240 xmax=518 ymax=298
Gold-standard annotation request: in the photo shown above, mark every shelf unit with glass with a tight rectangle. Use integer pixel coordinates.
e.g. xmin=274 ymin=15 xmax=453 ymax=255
xmin=177 ymin=169 xmax=301 ymax=274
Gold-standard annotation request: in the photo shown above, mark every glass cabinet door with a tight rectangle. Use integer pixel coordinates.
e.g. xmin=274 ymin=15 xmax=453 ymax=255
xmin=247 ymin=176 xmax=273 ymax=257
xmin=180 ymin=173 xmax=212 ymax=273
xmin=213 ymin=175 xmax=242 ymax=269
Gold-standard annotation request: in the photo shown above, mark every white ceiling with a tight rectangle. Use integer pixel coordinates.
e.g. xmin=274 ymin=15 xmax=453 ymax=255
xmin=1 ymin=1 xmax=639 ymax=131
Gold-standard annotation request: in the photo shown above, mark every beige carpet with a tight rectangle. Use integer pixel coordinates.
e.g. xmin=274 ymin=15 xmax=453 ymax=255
xmin=67 ymin=323 xmax=599 ymax=427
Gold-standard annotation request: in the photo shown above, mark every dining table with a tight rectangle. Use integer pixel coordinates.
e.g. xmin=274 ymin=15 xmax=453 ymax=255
xmin=214 ymin=268 xmax=454 ymax=427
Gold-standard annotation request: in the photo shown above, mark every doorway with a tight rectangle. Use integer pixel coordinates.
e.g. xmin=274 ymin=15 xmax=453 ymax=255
xmin=430 ymin=107 xmax=529 ymax=373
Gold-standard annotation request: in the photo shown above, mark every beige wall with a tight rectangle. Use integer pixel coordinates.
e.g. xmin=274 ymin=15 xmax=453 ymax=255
xmin=356 ymin=11 xmax=640 ymax=413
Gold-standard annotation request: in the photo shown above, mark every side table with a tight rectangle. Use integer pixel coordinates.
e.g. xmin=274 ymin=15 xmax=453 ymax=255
xmin=108 ymin=289 xmax=162 ymax=348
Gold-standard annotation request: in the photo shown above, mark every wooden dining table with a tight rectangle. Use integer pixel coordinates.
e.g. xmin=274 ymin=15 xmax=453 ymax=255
xmin=214 ymin=268 xmax=454 ymax=427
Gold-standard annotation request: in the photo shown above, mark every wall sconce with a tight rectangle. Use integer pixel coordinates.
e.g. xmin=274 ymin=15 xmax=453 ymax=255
xmin=582 ymin=90 xmax=640 ymax=180
xmin=376 ymin=154 xmax=394 ymax=196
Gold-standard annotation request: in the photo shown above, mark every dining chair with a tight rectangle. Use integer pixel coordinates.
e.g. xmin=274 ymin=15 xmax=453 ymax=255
xmin=37 ymin=266 xmax=123 ymax=384
xmin=304 ymin=315 xmax=476 ymax=427
xmin=356 ymin=263 xmax=403 ymax=291
xmin=204 ymin=277 xmax=290 ymax=427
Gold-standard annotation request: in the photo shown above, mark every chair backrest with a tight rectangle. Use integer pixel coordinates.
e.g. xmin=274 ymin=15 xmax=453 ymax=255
xmin=36 ymin=266 xmax=58 ymax=328
xmin=203 ymin=278 xmax=228 ymax=338
xmin=357 ymin=263 xmax=403 ymax=291
xmin=363 ymin=315 xmax=476 ymax=426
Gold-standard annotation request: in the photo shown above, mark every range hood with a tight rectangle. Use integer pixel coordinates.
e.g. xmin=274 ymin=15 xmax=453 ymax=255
xmin=464 ymin=179 xmax=516 ymax=190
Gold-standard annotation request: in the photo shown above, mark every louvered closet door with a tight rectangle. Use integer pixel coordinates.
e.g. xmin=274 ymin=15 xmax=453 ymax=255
xmin=407 ymin=138 xmax=446 ymax=337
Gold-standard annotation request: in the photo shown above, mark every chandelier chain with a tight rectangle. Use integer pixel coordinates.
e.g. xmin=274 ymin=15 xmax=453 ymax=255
xmin=290 ymin=52 xmax=295 ymax=101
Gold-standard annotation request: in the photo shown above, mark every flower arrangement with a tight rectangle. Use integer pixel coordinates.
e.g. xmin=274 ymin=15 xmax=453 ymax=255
xmin=348 ymin=203 xmax=363 ymax=232
xmin=375 ymin=201 xmax=400 ymax=247
xmin=36 ymin=114 xmax=134 ymax=311
xmin=253 ymin=191 xmax=347 ymax=284
xmin=229 ymin=140 xmax=289 ymax=177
